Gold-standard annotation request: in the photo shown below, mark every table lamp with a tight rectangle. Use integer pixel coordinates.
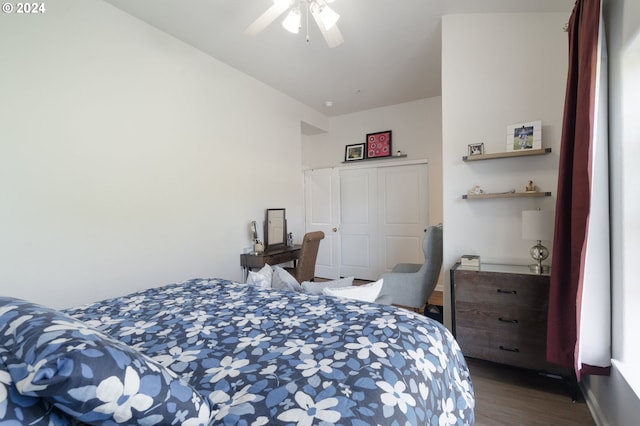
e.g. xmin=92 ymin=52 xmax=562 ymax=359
xmin=250 ymin=221 xmax=263 ymax=254
xmin=521 ymin=209 xmax=553 ymax=274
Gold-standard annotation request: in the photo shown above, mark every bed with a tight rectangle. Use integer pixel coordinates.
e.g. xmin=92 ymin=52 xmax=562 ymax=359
xmin=0 ymin=278 xmax=474 ymax=425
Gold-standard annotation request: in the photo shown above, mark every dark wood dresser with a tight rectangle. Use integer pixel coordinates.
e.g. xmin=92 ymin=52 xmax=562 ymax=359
xmin=450 ymin=263 xmax=567 ymax=375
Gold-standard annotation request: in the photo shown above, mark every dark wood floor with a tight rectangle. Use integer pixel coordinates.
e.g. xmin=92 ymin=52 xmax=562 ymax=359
xmin=467 ymin=358 xmax=595 ymax=426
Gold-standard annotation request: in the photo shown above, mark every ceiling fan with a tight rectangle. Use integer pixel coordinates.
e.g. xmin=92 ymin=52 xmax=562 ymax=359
xmin=245 ymin=0 xmax=344 ymax=48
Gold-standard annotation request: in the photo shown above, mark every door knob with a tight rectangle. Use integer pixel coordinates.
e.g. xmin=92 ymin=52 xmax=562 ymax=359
xmin=332 ymin=227 xmax=338 ymax=232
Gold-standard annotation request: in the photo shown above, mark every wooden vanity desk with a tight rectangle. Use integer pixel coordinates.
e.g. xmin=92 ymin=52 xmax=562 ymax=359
xmin=240 ymin=245 xmax=301 ymax=279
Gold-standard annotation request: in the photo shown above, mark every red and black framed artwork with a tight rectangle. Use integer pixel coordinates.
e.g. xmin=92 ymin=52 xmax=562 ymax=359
xmin=366 ymin=130 xmax=392 ymax=158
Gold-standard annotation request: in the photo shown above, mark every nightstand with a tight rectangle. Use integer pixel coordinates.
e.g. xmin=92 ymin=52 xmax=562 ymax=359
xmin=450 ymin=263 xmax=568 ymax=375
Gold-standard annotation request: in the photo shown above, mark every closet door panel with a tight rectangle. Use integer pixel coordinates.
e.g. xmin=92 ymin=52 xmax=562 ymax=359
xmin=339 ymin=168 xmax=378 ymax=280
xmin=304 ymin=168 xmax=341 ymax=279
xmin=379 ymin=164 xmax=429 ymax=272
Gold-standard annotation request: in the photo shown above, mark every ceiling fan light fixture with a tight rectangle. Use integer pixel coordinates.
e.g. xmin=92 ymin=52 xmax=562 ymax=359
xmin=247 ymin=0 xmax=343 ymax=47
xmin=282 ymin=9 xmax=301 ymax=34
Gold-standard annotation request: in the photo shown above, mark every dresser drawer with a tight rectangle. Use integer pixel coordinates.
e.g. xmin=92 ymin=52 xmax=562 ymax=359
xmin=456 ymin=325 xmax=566 ymax=374
xmin=455 ymin=301 xmax=547 ymax=337
xmin=454 ymin=270 xmax=549 ymax=308
xmin=266 ymin=251 xmax=297 ymax=265
xmin=456 ymin=325 xmax=549 ymax=370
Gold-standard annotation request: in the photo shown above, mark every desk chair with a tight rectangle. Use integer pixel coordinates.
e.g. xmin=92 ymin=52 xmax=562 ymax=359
xmin=378 ymin=224 xmax=443 ymax=312
xmin=284 ymin=231 xmax=325 ymax=282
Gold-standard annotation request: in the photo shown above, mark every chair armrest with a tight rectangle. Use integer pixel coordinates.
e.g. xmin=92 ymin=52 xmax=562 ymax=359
xmin=391 ymin=263 xmax=422 ymax=273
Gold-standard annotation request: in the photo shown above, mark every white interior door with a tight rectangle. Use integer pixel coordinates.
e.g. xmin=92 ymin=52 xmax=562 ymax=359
xmin=339 ymin=168 xmax=379 ymax=280
xmin=378 ymin=164 xmax=429 ymax=272
xmin=304 ymin=168 xmax=340 ymax=279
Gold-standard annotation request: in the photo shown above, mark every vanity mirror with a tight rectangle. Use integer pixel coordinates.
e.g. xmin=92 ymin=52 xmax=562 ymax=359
xmin=265 ymin=208 xmax=287 ymax=249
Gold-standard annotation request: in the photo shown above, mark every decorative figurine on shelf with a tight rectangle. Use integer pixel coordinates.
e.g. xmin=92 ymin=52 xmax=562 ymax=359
xmin=395 ymin=150 xmax=403 ymax=156
xmin=468 ymin=185 xmax=484 ymax=195
xmin=525 ymin=180 xmax=536 ymax=192
xmin=287 ymin=232 xmax=294 ymax=247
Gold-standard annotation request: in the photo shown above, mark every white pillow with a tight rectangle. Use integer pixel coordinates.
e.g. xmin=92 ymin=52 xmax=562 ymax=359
xmin=246 ymin=264 xmax=273 ymax=288
xmin=322 ymin=278 xmax=383 ymax=303
xmin=271 ymin=266 xmax=302 ymax=292
xmin=301 ymin=277 xmax=354 ymax=294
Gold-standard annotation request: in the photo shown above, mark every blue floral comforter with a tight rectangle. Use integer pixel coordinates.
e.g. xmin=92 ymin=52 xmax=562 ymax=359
xmin=60 ymin=278 xmax=474 ymax=425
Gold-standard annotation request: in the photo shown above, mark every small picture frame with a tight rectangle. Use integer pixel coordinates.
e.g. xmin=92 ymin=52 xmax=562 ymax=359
xmin=468 ymin=143 xmax=484 ymax=156
xmin=366 ymin=130 xmax=392 ymax=158
xmin=345 ymin=143 xmax=365 ymax=161
xmin=506 ymin=121 xmax=542 ymax=152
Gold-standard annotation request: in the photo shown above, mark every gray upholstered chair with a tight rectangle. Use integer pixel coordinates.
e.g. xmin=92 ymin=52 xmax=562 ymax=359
xmin=284 ymin=231 xmax=325 ymax=282
xmin=378 ymin=224 xmax=443 ymax=311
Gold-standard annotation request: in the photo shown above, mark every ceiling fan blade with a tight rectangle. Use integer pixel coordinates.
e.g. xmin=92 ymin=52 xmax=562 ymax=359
xmin=310 ymin=11 xmax=344 ymax=48
xmin=245 ymin=2 xmax=290 ymax=35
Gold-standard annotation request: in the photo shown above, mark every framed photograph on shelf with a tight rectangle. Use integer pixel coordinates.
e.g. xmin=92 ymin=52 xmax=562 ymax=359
xmin=345 ymin=143 xmax=365 ymax=161
xmin=506 ymin=121 xmax=542 ymax=152
xmin=468 ymin=143 xmax=484 ymax=156
xmin=366 ymin=130 xmax=392 ymax=158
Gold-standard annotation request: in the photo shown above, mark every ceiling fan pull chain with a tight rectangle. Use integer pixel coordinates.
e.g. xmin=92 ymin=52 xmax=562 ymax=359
xmin=305 ymin=0 xmax=310 ymax=43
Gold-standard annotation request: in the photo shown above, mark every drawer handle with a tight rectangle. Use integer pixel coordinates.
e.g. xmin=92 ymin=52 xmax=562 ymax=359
xmin=499 ymin=345 xmax=520 ymax=353
xmin=497 ymin=289 xmax=517 ymax=295
xmin=498 ymin=317 xmax=519 ymax=324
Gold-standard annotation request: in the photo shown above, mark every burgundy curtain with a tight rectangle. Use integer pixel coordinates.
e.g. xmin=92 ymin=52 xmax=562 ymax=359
xmin=547 ymin=0 xmax=610 ymax=378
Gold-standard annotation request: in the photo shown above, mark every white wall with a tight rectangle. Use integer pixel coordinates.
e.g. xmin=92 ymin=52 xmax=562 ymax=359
xmin=302 ymin=97 xmax=443 ymax=225
xmin=441 ymin=13 xmax=568 ymax=325
xmin=0 ymin=0 xmax=326 ymax=308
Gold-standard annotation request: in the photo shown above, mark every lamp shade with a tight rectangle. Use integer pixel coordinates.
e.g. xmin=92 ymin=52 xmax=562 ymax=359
xmin=522 ymin=210 xmax=553 ymax=241
xmin=318 ymin=6 xmax=340 ymax=30
xmin=282 ymin=9 xmax=301 ymax=33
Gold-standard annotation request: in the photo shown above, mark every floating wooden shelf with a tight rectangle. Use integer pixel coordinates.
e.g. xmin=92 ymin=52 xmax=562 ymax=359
xmin=341 ymin=154 xmax=407 ymax=164
xmin=462 ymin=191 xmax=552 ymax=200
xmin=463 ymin=147 xmax=551 ymax=162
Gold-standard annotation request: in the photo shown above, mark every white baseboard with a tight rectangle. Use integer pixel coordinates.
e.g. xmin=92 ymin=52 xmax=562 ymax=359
xmin=580 ymin=380 xmax=607 ymax=426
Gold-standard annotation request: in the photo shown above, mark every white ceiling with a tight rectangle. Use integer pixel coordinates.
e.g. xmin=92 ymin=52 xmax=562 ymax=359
xmin=103 ymin=0 xmax=574 ymax=116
